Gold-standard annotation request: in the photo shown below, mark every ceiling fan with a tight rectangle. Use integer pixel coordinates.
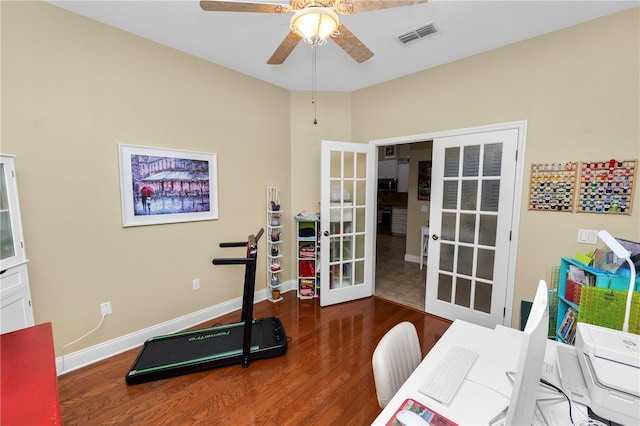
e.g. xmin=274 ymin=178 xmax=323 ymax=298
xmin=200 ymin=0 xmax=427 ymax=64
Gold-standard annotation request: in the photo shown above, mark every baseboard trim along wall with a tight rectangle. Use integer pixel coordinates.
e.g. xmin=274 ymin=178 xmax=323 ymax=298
xmin=55 ymin=280 xmax=296 ymax=376
xmin=404 ymin=254 xmax=421 ymax=264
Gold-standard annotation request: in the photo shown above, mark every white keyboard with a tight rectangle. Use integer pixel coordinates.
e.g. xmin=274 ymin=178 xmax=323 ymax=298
xmin=418 ymin=345 xmax=479 ymax=405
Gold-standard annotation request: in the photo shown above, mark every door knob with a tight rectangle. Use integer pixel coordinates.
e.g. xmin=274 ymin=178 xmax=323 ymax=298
xmin=432 ymin=234 xmax=440 ymax=240
xmin=323 ymin=231 xmax=330 ymax=237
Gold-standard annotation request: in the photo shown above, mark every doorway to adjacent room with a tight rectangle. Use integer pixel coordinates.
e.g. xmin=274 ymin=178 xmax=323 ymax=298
xmin=374 ymin=233 xmax=425 ymax=311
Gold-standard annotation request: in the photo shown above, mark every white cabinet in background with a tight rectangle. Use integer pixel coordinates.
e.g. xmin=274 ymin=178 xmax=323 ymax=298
xmin=0 ymin=154 xmax=34 ymax=334
xmin=378 ymin=159 xmax=398 ymax=179
xmin=391 ymin=208 xmax=407 ymax=235
xmin=397 ymin=162 xmax=409 ymax=193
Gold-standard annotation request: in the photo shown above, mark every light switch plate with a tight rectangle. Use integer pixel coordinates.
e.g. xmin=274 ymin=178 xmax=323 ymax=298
xmin=577 ymin=229 xmax=598 ymax=244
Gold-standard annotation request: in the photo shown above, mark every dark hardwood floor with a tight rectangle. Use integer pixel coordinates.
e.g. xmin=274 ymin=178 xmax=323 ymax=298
xmin=58 ymin=293 xmax=451 ymax=425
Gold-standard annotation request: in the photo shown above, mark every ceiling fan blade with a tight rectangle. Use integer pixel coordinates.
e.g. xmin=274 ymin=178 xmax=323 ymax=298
xmin=332 ymin=25 xmax=374 ymax=63
xmin=337 ymin=0 xmax=427 ymax=14
xmin=200 ymin=1 xmax=292 ymax=14
xmin=267 ymin=32 xmax=303 ymax=64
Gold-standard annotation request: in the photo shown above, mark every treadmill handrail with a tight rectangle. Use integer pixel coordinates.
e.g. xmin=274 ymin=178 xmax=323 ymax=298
xmin=212 ymin=258 xmax=256 ymax=265
xmin=219 ymin=241 xmax=247 ymax=248
xmin=218 ymin=229 xmax=265 ymax=249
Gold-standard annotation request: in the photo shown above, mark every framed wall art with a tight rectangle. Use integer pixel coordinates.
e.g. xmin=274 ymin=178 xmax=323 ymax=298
xmin=417 ymin=160 xmax=432 ymax=201
xmin=384 ymin=145 xmax=396 ymax=158
xmin=118 ymin=144 xmax=218 ymax=227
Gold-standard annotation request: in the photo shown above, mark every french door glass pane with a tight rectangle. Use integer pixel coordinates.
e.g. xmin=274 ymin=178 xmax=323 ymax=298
xmin=444 ymin=147 xmax=460 ymax=177
xmin=475 ymin=281 xmax=492 ymax=313
xmin=477 ymin=248 xmax=495 ymax=280
xmin=483 ymin=143 xmax=503 ymax=177
xmin=463 ymin=145 xmax=480 ymax=177
xmin=343 ymin=152 xmax=354 ymax=178
xmin=354 ymin=259 xmax=365 ymax=285
xmin=443 ymin=181 xmax=458 ymax=209
xmin=439 ymin=243 xmax=455 ymax=272
xmin=459 ymin=214 xmax=476 ymax=244
xmin=481 ymin=180 xmax=500 ymax=212
xmin=355 ymin=234 xmax=365 ymax=258
xmin=330 ymin=151 xmax=342 ymax=178
xmin=455 ymin=278 xmax=472 ymax=307
xmin=438 ymin=274 xmax=453 ymax=302
xmin=355 ymin=208 xmax=365 ymax=233
xmin=441 ymin=212 xmax=456 ymax=242
xmin=356 ymin=152 xmax=367 ymax=179
xmin=478 ymin=215 xmax=497 ymax=246
xmin=355 ymin=180 xmax=366 ymax=205
xmin=457 ymin=246 xmax=474 ymax=276
xmin=461 ymin=181 xmax=477 ymax=210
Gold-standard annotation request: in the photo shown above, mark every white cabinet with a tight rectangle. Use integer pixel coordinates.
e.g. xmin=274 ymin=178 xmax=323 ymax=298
xmin=0 ymin=154 xmax=34 ymax=333
xmin=266 ymin=187 xmax=283 ymax=302
xmin=1 ymin=155 xmax=27 ymax=270
xmin=391 ymin=207 xmax=407 ymax=235
xmin=397 ymin=162 xmax=409 ymax=193
xmin=378 ymin=159 xmax=398 ymax=179
xmin=1 ymin=264 xmax=33 ymax=333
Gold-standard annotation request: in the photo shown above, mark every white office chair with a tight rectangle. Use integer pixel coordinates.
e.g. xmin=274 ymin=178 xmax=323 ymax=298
xmin=372 ymin=321 xmax=422 ymax=408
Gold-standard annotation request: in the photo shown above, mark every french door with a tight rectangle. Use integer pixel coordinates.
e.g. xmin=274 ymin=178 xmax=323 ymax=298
xmin=319 ymin=140 xmax=376 ymax=306
xmin=426 ymin=129 xmax=519 ymax=327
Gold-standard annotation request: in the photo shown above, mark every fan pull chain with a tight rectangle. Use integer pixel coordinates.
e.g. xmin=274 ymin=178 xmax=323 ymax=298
xmin=312 ymin=46 xmax=318 ymax=125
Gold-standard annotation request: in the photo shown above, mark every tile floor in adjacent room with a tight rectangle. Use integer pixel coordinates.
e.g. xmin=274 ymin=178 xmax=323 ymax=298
xmin=375 ymin=233 xmax=426 ymax=311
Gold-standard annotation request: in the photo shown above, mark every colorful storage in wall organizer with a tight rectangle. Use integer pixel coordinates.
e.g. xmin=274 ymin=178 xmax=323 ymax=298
xmin=577 ymin=159 xmax=636 ymax=215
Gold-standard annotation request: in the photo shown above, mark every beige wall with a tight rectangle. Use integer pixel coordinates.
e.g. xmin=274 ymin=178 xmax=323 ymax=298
xmin=351 ymin=8 xmax=640 ymax=326
xmin=2 ymin=2 xmax=291 ymax=351
xmin=1 ymin=1 xmax=638 ymax=355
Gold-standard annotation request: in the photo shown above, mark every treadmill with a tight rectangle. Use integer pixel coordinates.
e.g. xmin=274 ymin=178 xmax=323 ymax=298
xmin=125 ymin=228 xmax=288 ymax=385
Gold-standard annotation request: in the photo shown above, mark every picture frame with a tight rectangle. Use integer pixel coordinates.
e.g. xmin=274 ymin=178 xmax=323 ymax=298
xmin=118 ymin=144 xmax=218 ymax=227
xmin=418 ymin=160 xmax=432 ymax=201
xmin=384 ymin=145 xmax=396 ymax=158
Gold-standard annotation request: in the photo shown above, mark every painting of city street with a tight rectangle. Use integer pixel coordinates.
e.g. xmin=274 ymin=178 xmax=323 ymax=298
xmin=119 ymin=145 xmax=218 ymax=227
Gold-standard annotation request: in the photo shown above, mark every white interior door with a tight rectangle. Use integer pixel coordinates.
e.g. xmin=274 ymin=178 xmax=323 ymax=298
xmin=320 ymin=140 xmax=376 ymax=306
xmin=426 ymin=129 xmax=519 ymax=327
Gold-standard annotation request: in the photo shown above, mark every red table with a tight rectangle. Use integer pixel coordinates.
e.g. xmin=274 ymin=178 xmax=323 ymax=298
xmin=1 ymin=322 xmax=62 ymax=425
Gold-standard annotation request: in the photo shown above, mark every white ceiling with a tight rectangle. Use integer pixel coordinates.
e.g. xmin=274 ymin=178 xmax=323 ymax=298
xmin=46 ymin=0 xmax=638 ymax=91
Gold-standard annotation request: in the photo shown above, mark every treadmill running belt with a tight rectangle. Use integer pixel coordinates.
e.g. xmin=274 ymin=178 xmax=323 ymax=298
xmin=133 ymin=322 xmax=264 ymax=371
xmin=126 ymin=317 xmax=287 ymax=385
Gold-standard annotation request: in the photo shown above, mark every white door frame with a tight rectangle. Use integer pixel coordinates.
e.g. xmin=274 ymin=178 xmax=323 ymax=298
xmin=370 ymin=121 xmax=527 ymax=326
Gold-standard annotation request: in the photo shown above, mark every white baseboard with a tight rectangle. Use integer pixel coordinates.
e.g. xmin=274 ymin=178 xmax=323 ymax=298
xmin=56 ymin=280 xmax=296 ymax=376
xmin=404 ymin=254 xmax=421 ymax=264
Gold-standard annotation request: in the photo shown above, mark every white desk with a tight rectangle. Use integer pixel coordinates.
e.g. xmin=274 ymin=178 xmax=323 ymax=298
xmin=372 ymin=320 xmax=588 ymax=425
xmin=420 ymin=226 xmax=429 ymax=270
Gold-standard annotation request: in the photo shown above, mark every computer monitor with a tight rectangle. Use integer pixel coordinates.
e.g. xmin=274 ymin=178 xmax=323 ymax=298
xmin=505 ymin=280 xmax=549 ymax=425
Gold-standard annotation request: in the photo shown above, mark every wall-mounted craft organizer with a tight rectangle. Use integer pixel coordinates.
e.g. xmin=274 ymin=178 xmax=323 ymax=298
xmin=576 ymin=159 xmax=636 ymax=215
xmin=528 ymin=162 xmax=578 ymax=212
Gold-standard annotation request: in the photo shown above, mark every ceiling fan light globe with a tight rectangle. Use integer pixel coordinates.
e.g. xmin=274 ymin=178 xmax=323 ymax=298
xmin=290 ymin=7 xmax=339 ymax=46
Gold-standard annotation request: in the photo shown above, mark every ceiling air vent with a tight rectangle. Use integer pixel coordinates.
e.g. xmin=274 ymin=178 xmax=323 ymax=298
xmin=396 ymin=22 xmax=438 ymax=45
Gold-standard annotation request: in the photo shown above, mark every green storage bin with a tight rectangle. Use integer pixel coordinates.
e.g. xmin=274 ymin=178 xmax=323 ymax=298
xmin=578 ymin=286 xmax=640 ymax=335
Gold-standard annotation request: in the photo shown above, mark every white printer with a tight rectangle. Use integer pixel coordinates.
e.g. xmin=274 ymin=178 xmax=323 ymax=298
xmin=575 ymin=322 xmax=640 ymax=425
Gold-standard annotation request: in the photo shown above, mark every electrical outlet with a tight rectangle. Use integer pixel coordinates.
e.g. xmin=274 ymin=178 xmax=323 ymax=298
xmin=100 ymin=301 xmax=112 ymax=316
xmin=193 ymin=278 xmax=200 ymax=291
